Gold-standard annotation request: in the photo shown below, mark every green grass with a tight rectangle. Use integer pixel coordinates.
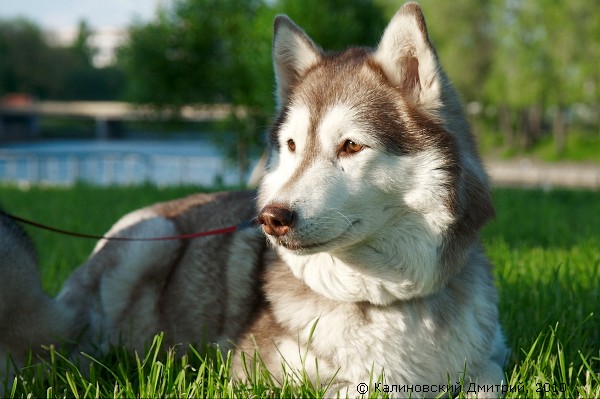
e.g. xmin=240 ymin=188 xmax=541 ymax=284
xmin=0 ymin=183 xmax=206 ymax=294
xmin=483 ymin=189 xmax=600 ymax=398
xmin=478 ymin=129 xmax=600 ymax=163
xmin=1 ymin=183 xmax=599 ymax=397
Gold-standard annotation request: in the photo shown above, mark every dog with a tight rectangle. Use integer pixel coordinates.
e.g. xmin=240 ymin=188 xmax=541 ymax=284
xmin=1 ymin=3 xmax=508 ymax=397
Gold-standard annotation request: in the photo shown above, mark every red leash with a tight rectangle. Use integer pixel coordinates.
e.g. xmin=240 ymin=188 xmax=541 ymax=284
xmin=4 ymin=212 xmax=257 ymax=242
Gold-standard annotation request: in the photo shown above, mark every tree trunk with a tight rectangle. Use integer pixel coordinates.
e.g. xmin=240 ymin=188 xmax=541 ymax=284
xmin=518 ymin=108 xmax=533 ymax=150
xmin=553 ymin=105 xmax=568 ymax=156
xmin=499 ymin=104 xmax=514 ymax=149
xmin=528 ymin=104 xmax=543 ymax=142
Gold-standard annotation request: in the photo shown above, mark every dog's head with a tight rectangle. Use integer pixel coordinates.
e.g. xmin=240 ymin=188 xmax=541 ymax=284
xmin=257 ymin=2 xmax=494 ymax=304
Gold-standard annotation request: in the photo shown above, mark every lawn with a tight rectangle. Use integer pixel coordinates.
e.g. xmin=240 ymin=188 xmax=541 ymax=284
xmin=0 ymin=183 xmax=598 ymax=398
xmin=478 ymin=129 xmax=600 ymax=163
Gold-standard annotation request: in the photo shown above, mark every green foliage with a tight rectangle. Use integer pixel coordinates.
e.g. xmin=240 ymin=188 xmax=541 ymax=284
xmin=70 ymin=20 xmax=97 ymax=67
xmin=118 ymin=0 xmax=272 ymax=109
xmin=118 ymin=0 xmax=387 ymax=111
xmin=479 ymin=129 xmax=600 ymax=162
xmin=479 ymin=0 xmax=597 ymax=153
xmin=276 ymin=0 xmax=387 ymax=51
xmin=0 ymin=18 xmax=124 ymax=100
xmin=0 ymin=18 xmax=69 ymax=98
xmin=0 ymin=184 xmax=598 ymax=397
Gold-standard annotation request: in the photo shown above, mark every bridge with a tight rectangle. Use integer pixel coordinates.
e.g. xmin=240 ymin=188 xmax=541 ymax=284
xmin=0 ymin=100 xmax=242 ymax=139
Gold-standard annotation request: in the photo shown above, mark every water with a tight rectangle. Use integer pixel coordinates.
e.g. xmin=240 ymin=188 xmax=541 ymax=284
xmin=0 ymin=138 xmax=256 ymax=187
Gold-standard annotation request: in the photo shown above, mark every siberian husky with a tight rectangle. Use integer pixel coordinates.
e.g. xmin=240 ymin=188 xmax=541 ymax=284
xmin=1 ymin=3 xmax=508 ymax=397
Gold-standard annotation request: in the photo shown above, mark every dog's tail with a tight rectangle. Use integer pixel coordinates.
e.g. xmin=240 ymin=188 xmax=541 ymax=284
xmin=0 ymin=211 xmax=77 ymax=376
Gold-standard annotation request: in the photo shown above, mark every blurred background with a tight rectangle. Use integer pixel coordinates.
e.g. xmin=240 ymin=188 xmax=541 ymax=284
xmin=0 ymin=0 xmax=599 ymax=188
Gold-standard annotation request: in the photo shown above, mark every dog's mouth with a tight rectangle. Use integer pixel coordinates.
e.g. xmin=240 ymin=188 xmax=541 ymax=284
xmin=278 ymin=239 xmax=327 ymax=251
xmin=273 ymin=220 xmax=360 ymax=252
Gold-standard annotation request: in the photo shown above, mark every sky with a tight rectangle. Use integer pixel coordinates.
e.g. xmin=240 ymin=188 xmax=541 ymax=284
xmin=0 ymin=0 xmax=165 ymax=66
xmin=0 ymin=0 xmax=159 ymax=31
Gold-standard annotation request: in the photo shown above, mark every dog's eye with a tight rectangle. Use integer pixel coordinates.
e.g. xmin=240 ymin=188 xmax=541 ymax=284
xmin=287 ymin=139 xmax=296 ymax=152
xmin=339 ymin=139 xmax=364 ymax=156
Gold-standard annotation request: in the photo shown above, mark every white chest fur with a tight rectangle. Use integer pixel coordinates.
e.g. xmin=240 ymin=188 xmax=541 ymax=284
xmin=263 ymin=251 xmax=501 ymax=390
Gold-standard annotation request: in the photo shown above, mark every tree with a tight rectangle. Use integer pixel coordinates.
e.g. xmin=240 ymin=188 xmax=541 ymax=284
xmin=482 ymin=0 xmax=594 ymax=154
xmin=0 ymin=18 xmax=71 ymax=98
xmin=71 ymin=20 xmax=97 ymax=67
xmin=277 ymin=0 xmax=387 ymax=51
xmin=0 ymin=18 xmax=124 ymax=101
xmin=119 ymin=0 xmax=388 ymax=109
xmin=483 ymin=0 xmax=550 ymax=149
xmin=119 ymin=0 xmax=269 ymax=108
xmin=585 ymin=1 xmax=600 ymax=134
xmin=541 ymin=0 xmax=589 ymax=154
xmin=64 ymin=19 xmax=125 ymax=100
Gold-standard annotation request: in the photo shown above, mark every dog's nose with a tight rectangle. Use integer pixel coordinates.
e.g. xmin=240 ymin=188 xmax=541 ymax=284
xmin=258 ymin=205 xmax=296 ymax=237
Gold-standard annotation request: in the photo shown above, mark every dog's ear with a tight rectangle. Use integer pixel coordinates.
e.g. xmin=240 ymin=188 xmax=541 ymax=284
xmin=374 ymin=3 xmax=442 ymax=112
xmin=273 ymin=15 xmax=321 ymax=108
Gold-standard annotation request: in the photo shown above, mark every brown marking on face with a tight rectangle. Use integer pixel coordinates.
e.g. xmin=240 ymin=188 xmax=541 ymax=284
xmin=268 ymin=40 xmax=495 ymax=283
xmin=272 ymin=47 xmax=455 ymax=159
